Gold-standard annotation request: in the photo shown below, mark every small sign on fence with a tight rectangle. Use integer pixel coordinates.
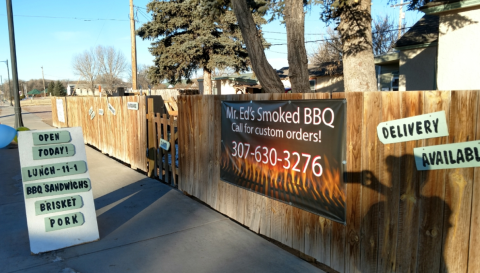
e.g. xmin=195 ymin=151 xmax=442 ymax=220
xmin=56 ymin=99 xmax=65 ymax=123
xmin=127 ymin=102 xmax=139 ymax=110
xmin=160 ymin=138 xmax=170 ymax=151
xmin=108 ymin=103 xmax=116 ymax=115
xmin=99 ymin=109 xmax=104 ymax=116
xmin=18 ymin=127 xmax=99 ymax=254
xmin=414 ymin=141 xmax=480 ymax=170
xmin=377 ymin=111 xmax=449 ymax=144
xmin=90 ymin=111 xmax=95 ymax=120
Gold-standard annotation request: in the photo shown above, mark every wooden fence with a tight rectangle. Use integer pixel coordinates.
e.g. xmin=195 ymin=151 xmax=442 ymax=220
xmin=147 ymin=98 xmax=179 ymax=186
xmin=177 ymin=91 xmax=480 ymax=273
xmin=50 ymin=96 xmax=148 ymax=172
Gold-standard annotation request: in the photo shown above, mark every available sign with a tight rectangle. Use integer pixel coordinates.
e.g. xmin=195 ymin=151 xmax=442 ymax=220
xmin=18 ymin=127 xmax=99 ymax=254
xmin=414 ymin=141 xmax=480 ymax=170
xmin=377 ymin=111 xmax=448 ymax=144
xmin=221 ymin=100 xmax=347 ymax=224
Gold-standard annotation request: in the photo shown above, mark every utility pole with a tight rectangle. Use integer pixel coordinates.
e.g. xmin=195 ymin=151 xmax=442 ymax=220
xmin=6 ymin=0 xmax=23 ymax=128
xmin=129 ymin=0 xmax=138 ymax=90
xmin=391 ymin=0 xmax=411 ymax=40
xmin=41 ymin=66 xmax=46 ymax=97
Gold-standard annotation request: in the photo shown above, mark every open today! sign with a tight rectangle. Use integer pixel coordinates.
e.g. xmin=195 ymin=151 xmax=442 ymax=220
xmin=18 ymin=127 xmax=99 ymax=254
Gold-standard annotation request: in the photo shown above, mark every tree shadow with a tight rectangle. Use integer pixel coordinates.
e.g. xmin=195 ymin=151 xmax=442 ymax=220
xmin=345 ymin=154 xmax=452 ymax=272
xmin=438 ymin=13 xmax=478 ymax=34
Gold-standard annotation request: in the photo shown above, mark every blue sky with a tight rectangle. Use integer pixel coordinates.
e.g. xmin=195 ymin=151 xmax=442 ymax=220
xmin=0 ymin=0 xmax=424 ymax=83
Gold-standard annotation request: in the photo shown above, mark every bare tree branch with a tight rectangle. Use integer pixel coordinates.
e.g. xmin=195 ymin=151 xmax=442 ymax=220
xmin=72 ymin=48 xmax=97 ymax=91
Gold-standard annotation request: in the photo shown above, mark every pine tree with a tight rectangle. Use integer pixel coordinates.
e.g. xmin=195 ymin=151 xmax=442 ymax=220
xmin=48 ymin=81 xmax=55 ymax=96
xmin=137 ymin=0 xmax=267 ymax=94
xmin=53 ymin=81 xmax=66 ymax=96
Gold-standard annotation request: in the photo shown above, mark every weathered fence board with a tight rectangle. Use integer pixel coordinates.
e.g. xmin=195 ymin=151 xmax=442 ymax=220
xmin=178 ymin=91 xmax=480 ymax=273
xmin=443 ymin=91 xmax=477 ymax=273
xmin=51 ymin=96 xmax=148 ymax=172
xmin=417 ymin=91 xmax=450 ymax=273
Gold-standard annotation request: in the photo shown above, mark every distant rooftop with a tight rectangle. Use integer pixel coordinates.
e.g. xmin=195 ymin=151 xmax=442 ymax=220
xmin=394 ymin=15 xmax=439 ymax=49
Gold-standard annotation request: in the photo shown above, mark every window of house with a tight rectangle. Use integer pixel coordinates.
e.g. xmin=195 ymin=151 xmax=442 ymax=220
xmin=309 ymin=79 xmax=316 ymax=91
xmin=391 ymin=76 xmax=399 ymax=91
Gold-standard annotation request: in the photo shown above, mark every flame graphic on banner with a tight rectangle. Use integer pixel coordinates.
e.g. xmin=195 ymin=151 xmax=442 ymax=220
xmin=221 ymin=148 xmax=345 ymax=217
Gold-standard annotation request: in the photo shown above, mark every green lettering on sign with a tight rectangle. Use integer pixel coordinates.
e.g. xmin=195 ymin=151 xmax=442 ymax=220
xmin=35 ymin=195 xmax=83 ymax=215
xmin=33 ymin=131 xmax=71 ymax=145
xmin=32 ymin=144 xmax=76 ymax=160
xmin=24 ymin=178 xmax=91 ymax=199
xmin=22 ymin=161 xmax=87 ymax=182
xmin=44 ymin=212 xmax=85 ymax=232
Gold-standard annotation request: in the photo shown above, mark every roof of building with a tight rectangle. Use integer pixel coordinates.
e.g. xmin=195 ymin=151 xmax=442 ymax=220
xmin=419 ymin=0 xmax=480 ymax=14
xmin=197 ymin=73 xmax=258 ymax=84
xmin=374 ymin=51 xmax=400 ymax=65
xmin=277 ymin=62 xmax=343 ymax=78
xmin=394 ymin=15 xmax=439 ymax=49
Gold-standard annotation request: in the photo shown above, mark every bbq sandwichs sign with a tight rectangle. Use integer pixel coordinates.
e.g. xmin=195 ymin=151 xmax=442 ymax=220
xmin=220 ymin=100 xmax=347 ymax=224
xmin=18 ymin=127 xmax=99 ymax=254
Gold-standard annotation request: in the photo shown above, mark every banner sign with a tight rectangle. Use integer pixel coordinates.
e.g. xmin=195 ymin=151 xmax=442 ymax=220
xmin=414 ymin=140 xmax=480 ymax=170
xmin=221 ymin=100 xmax=347 ymax=224
xmin=377 ymin=111 xmax=448 ymax=144
xmin=18 ymin=127 xmax=99 ymax=254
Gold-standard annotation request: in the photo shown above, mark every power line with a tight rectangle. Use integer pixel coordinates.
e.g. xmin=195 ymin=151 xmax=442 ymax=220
xmin=0 ymin=14 xmax=129 ymax=21
xmin=268 ymin=26 xmax=412 ymax=46
xmin=136 ymin=7 xmax=151 ymax=22
xmin=266 ymin=49 xmax=288 ymax=54
xmin=263 ymin=30 xmax=327 ymax=36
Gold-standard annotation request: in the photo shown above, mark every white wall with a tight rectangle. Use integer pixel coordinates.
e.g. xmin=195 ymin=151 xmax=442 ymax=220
xmin=399 ymin=46 xmax=437 ymax=91
xmin=315 ymin=76 xmax=344 ymax=93
xmin=219 ymin=79 xmax=235 ymax=95
xmin=437 ymin=9 xmax=480 ymax=90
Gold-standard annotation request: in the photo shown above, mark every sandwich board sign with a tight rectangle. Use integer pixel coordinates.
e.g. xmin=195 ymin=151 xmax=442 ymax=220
xmin=18 ymin=127 xmax=99 ymax=254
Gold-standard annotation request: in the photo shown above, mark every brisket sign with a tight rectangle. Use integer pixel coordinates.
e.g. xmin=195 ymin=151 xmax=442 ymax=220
xmin=220 ymin=100 xmax=347 ymax=224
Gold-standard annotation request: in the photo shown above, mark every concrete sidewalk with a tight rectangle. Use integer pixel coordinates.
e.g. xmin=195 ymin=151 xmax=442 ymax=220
xmin=0 ymin=105 xmax=324 ymax=273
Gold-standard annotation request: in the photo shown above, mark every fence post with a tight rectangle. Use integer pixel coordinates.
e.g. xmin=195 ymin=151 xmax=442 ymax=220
xmin=147 ymin=98 xmax=156 ymax=177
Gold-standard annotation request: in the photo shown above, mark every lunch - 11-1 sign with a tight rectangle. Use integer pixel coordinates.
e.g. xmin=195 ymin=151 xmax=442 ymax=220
xmin=220 ymin=100 xmax=347 ymax=224
xmin=18 ymin=127 xmax=99 ymax=254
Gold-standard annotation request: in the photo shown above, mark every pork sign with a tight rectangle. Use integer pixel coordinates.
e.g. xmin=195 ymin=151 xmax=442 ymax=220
xmin=18 ymin=127 xmax=99 ymax=254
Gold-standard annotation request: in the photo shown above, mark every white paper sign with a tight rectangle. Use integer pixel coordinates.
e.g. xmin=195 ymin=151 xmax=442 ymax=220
xmin=108 ymin=103 xmax=116 ymax=115
xmin=56 ymin=99 xmax=65 ymax=123
xmin=99 ymin=109 xmax=104 ymax=116
xmin=18 ymin=127 xmax=99 ymax=254
xmin=414 ymin=141 xmax=480 ymax=170
xmin=377 ymin=111 xmax=448 ymax=144
xmin=127 ymin=102 xmax=139 ymax=110
xmin=160 ymin=138 xmax=170 ymax=151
